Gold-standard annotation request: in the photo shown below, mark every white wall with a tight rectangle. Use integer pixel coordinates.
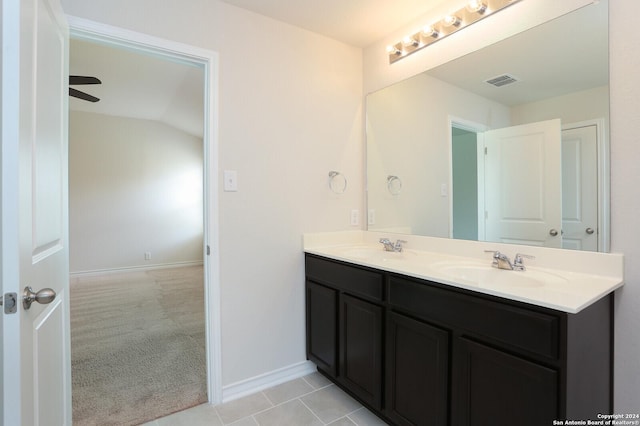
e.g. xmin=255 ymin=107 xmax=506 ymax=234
xmin=511 ymin=85 xmax=609 ymax=127
xmin=69 ymin=111 xmax=204 ymax=273
xmin=365 ymin=0 xmax=639 ymax=412
xmin=60 ymin=0 xmax=363 ymax=388
xmin=367 ymin=73 xmax=510 ymax=236
xmin=609 ymin=0 xmax=640 ymax=412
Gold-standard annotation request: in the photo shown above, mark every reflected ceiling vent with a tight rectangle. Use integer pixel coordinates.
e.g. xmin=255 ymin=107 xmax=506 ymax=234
xmin=485 ymin=74 xmax=520 ymax=87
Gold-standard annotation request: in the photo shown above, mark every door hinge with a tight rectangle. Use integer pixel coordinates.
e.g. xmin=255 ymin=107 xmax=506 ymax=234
xmin=206 ymin=245 xmax=211 ymax=256
xmin=484 ymin=146 xmax=488 ymax=155
xmin=0 ymin=292 xmax=18 ymax=314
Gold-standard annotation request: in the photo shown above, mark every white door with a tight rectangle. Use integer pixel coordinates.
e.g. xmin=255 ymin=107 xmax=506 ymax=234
xmin=2 ymin=0 xmax=71 ymax=424
xmin=483 ymin=119 xmax=562 ymax=248
xmin=561 ymin=125 xmax=598 ymax=251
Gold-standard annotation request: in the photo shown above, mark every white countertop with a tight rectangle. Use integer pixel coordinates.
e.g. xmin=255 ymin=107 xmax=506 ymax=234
xmin=303 ymin=231 xmax=624 ymax=314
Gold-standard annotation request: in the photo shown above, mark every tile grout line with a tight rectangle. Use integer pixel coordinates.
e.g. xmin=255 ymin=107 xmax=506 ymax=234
xmin=211 ymin=374 xmax=350 ymax=426
xmin=218 ymin=391 xmax=275 ymax=425
xmin=297 ymin=396 xmax=330 ymax=425
xmin=220 ymin=380 xmax=343 ymax=425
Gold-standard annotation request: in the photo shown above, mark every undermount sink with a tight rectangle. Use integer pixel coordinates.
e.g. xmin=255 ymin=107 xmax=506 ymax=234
xmin=431 ymin=261 xmax=568 ymax=288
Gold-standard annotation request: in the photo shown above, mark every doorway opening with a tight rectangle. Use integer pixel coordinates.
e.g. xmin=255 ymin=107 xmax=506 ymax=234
xmin=449 ymin=118 xmax=488 ymax=241
xmin=67 ymin=16 xmax=221 ymax=423
xmin=451 ymin=126 xmax=479 ymax=241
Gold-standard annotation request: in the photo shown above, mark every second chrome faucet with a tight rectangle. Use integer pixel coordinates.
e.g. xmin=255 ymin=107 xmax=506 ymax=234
xmin=485 ymin=250 xmax=535 ymax=271
xmin=379 ymin=238 xmax=406 ymax=252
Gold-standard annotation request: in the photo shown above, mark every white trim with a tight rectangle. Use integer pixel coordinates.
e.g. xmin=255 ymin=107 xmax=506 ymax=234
xmin=70 ymin=261 xmax=204 ymax=278
xmin=222 ymin=361 xmax=317 ymax=403
xmin=66 ymin=16 xmax=223 ymax=404
xmin=2 ymin=0 xmax=24 ymax=423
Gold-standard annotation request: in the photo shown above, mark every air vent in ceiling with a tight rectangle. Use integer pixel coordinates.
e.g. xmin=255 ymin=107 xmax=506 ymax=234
xmin=485 ymin=74 xmax=520 ymax=87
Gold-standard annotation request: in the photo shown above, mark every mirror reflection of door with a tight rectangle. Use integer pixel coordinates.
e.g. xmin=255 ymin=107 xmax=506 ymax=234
xmin=561 ymin=124 xmax=599 ymax=251
xmin=451 ymin=119 xmax=563 ymax=248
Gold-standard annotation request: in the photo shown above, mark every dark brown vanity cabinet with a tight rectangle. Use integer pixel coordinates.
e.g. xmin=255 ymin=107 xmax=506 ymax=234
xmin=306 ymin=280 xmax=338 ymax=376
xmin=305 ymin=254 xmax=385 ymax=410
xmin=339 ymin=293 xmax=384 ymax=409
xmin=386 ymin=311 xmax=449 ymax=426
xmin=452 ymin=337 xmax=558 ymax=425
xmin=305 ymin=254 xmax=613 ymax=426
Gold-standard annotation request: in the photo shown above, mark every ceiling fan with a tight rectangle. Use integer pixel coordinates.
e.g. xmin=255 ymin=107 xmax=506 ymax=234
xmin=69 ymin=75 xmax=101 ymax=103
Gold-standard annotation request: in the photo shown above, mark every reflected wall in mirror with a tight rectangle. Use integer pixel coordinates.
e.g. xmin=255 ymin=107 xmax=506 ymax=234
xmin=366 ymin=0 xmax=609 ymax=252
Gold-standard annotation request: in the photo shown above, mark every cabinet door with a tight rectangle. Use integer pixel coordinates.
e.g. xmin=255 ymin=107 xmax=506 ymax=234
xmin=306 ymin=281 xmax=338 ymax=376
xmin=453 ymin=337 xmax=558 ymax=426
xmin=386 ymin=312 xmax=449 ymax=426
xmin=339 ymin=294 xmax=383 ymax=410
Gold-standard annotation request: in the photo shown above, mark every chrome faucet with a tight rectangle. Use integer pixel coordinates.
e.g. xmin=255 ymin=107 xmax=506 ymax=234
xmin=485 ymin=250 xmax=535 ymax=271
xmin=485 ymin=250 xmax=514 ymax=270
xmin=379 ymin=238 xmax=407 ymax=252
xmin=513 ymin=253 xmax=535 ymax=271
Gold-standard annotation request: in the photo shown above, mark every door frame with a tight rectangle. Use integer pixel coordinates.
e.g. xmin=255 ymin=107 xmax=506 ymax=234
xmin=562 ymin=118 xmax=609 ymax=252
xmin=67 ymin=16 xmax=222 ymax=403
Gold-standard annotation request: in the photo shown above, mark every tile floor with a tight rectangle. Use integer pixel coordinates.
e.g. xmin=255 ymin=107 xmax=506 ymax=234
xmin=142 ymin=372 xmax=389 ymax=426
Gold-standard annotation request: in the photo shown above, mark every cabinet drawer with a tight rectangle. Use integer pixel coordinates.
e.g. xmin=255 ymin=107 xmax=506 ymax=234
xmin=389 ymin=276 xmax=560 ymax=360
xmin=306 ymin=255 xmax=384 ymax=301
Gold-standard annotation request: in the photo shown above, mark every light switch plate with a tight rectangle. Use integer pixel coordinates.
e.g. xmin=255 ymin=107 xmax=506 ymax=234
xmin=224 ymin=170 xmax=238 ymax=192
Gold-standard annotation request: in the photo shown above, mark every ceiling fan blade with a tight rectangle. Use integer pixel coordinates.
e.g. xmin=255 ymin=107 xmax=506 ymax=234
xmin=69 ymin=87 xmax=100 ymax=103
xmin=69 ymin=75 xmax=102 ymax=85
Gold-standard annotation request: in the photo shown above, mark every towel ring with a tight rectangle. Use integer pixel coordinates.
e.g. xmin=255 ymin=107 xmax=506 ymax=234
xmin=328 ymin=171 xmax=347 ymax=194
xmin=387 ymin=175 xmax=402 ymax=195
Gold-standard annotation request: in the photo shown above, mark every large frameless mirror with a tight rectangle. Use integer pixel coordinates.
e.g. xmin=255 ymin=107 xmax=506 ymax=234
xmin=366 ymin=0 xmax=609 ymax=252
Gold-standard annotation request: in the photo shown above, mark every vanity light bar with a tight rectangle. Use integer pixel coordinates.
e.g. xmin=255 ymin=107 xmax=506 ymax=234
xmin=387 ymin=0 xmax=522 ymax=64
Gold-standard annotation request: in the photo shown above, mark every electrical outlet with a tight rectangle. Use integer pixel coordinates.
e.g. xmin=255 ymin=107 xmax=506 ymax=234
xmin=368 ymin=209 xmax=376 ymax=225
xmin=144 ymin=252 xmax=151 ymax=261
xmin=350 ymin=209 xmax=359 ymax=226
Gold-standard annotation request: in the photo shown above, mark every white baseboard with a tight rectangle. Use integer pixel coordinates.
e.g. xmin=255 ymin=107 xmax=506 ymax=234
xmin=70 ymin=260 xmax=204 ymax=277
xmin=221 ymin=361 xmax=317 ymax=403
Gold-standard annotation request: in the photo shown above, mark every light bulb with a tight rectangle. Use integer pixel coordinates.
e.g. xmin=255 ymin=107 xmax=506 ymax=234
xmin=422 ymin=25 xmax=439 ymax=38
xmin=386 ymin=45 xmax=401 ymax=55
xmin=467 ymin=0 xmax=487 ymax=14
xmin=402 ymin=35 xmax=419 ymax=47
xmin=443 ymin=14 xmax=461 ymax=27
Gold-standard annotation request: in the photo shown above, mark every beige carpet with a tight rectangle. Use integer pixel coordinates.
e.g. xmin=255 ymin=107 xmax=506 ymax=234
xmin=70 ymin=265 xmax=207 ymax=426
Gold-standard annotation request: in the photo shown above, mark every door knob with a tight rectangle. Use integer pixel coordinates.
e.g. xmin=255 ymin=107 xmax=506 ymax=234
xmin=22 ymin=286 xmax=56 ymax=310
xmin=549 ymin=229 xmax=559 ymax=237
xmin=586 ymin=227 xmax=595 ymax=235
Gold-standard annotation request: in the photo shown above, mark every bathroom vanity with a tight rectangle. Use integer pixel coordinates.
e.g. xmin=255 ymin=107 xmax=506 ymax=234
xmin=304 ymin=232 xmax=623 ymax=426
